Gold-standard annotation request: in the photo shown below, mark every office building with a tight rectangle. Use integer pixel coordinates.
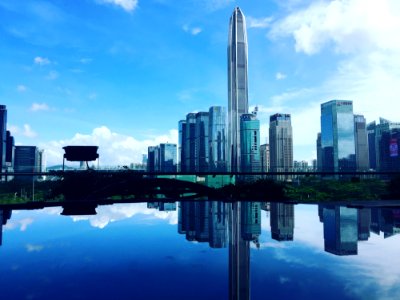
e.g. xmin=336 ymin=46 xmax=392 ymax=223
xmin=228 ymin=7 xmax=249 ymax=172
xmin=5 ymin=130 xmax=14 ymax=170
xmin=367 ymin=121 xmax=377 ymax=170
xmin=195 ymin=112 xmax=209 ymax=172
xmin=0 ymin=105 xmax=6 ymax=172
xmin=320 ymin=100 xmax=356 ymax=172
xmin=260 ymin=144 xmax=270 ymax=173
xmin=240 ymin=113 xmax=261 ymax=174
xmin=159 ymin=143 xmax=177 ymax=172
xmin=378 ymin=128 xmax=400 ymax=172
xmin=147 ymin=146 xmax=159 ymax=172
xmin=316 ymin=133 xmax=322 ymax=171
xmin=209 ymin=106 xmax=227 ymax=172
xmin=374 ymin=118 xmax=400 ymax=171
xmin=185 ymin=113 xmax=196 ymax=172
xmin=178 ymin=120 xmax=187 ymax=172
xmin=354 ymin=115 xmax=369 ymax=171
xmin=269 ymin=113 xmax=293 ymax=180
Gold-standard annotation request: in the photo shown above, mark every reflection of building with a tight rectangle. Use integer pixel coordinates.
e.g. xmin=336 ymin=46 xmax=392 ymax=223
xmin=357 ymin=208 xmax=371 ymax=241
xmin=370 ymin=207 xmax=400 ymax=238
xmin=354 ymin=115 xmax=369 ymax=171
xmin=241 ymin=202 xmax=261 ymax=242
xmin=0 ymin=209 xmax=12 ymax=246
xmin=209 ymin=106 xmax=227 ymax=172
xmin=323 ymin=206 xmax=358 ymax=255
xmin=270 ymin=203 xmax=294 ymax=241
xmin=240 ymin=113 xmax=261 ymax=177
xmin=320 ymin=100 xmax=356 ymax=173
xmin=209 ymin=201 xmax=227 ymax=248
xmin=269 ymin=113 xmax=293 ymax=180
xmin=229 ymin=202 xmax=250 ymax=300
xmin=227 ymin=7 xmax=248 ymax=172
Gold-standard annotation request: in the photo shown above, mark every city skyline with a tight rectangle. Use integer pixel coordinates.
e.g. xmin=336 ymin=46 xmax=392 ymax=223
xmin=2 ymin=0 xmax=400 ymax=167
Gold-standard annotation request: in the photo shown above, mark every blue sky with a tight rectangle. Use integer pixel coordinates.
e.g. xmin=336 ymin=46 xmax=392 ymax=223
xmin=2 ymin=0 xmax=400 ymax=166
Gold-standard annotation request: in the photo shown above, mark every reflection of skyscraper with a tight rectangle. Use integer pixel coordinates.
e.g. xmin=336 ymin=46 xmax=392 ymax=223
xmin=357 ymin=208 xmax=371 ymax=241
xmin=209 ymin=201 xmax=227 ymax=248
xmin=320 ymin=100 xmax=356 ymax=172
xmin=0 ymin=209 xmax=12 ymax=246
xmin=241 ymin=202 xmax=261 ymax=242
xmin=228 ymin=7 xmax=248 ymax=172
xmin=323 ymin=206 xmax=358 ymax=255
xmin=229 ymin=202 xmax=250 ymax=300
xmin=195 ymin=202 xmax=210 ymax=242
xmin=270 ymin=203 xmax=294 ymax=241
xmin=209 ymin=106 xmax=227 ymax=172
xmin=269 ymin=113 xmax=293 ymax=180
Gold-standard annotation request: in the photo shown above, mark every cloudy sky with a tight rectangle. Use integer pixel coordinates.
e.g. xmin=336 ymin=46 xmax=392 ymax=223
xmin=2 ymin=0 xmax=400 ymax=166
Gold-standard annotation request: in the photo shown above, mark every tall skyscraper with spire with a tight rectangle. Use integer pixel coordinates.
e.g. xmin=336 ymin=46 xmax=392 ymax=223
xmin=228 ymin=7 xmax=248 ymax=172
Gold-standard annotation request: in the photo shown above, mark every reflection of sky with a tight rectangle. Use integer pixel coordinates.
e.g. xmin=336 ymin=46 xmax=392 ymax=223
xmin=1 ymin=203 xmax=399 ymax=299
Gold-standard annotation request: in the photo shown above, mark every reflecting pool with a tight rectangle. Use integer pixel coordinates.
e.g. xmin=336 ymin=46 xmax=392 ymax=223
xmin=0 ymin=201 xmax=399 ymax=299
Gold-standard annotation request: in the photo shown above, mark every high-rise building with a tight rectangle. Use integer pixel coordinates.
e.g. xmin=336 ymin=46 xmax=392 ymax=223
xmin=185 ymin=113 xmax=196 ymax=172
xmin=316 ymin=133 xmax=322 ymax=171
xmin=159 ymin=143 xmax=177 ymax=172
xmin=260 ymin=144 xmax=270 ymax=173
xmin=354 ymin=115 xmax=369 ymax=171
xmin=5 ymin=130 xmax=14 ymax=170
xmin=209 ymin=106 xmax=226 ymax=172
xmin=0 ymin=105 xmax=7 ymax=173
xmin=378 ymin=128 xmax=400 ymax=172
xmin=367 ymin=121 xmax=377 ymax=170
xmin=147 ymin=146 xmax=159 ymax=172
xmin=320 ymin=100 xmax=356 ymax=173
xmin=228 ymin=7 xmax=248 ymax=172
xmin=240 ymin=113 xmax=261 ymax=175
xmin=178 ymin=120 xmax=187 ymax=172
xmin=14 ymin=146 xmax=40 ymax=181
xmin=374 ymin=118 xmax=400 ymax=171
xmin=269 ymin=113 xmax=293 ymax=180
xmin=195 ymin=112 xmax=209 ymax=172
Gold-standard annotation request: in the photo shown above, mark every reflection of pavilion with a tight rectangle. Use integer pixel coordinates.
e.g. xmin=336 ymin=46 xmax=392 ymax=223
xmin=0 ymin=209 xmax=12 ymax=246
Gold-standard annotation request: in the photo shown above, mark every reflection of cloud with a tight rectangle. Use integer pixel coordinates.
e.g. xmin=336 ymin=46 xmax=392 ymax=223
xmin=279 ymin=276 xmax=290 ymax=284
xmin=4 ymin=218 xmax=34 ymax=231
xmin=26 ymin=244 xmax=44 ymax=252
xmin=70 ymin=203 xmax=178 ymax=229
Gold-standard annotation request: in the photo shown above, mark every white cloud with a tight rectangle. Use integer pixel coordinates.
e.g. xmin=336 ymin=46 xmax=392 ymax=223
xmin=46 ymin=70 xmax=59 ymax=80
xmin=88 ymin=93 xmax=97 ymax=100
xmin=9 ymin=124 xmax=38 ymax=138
xmin=26 ymin=244 xmax=44 ymax=252
xmin=40 ymin=126 xmax=178 ymax=167
xmin=70 ymin=203 xmax=177 ymax=229
xmin=275 ymin=72 xmax=287 ymax=80
xmin=17 ymin=85 xmax=27 ymax=92
xmin=269 ymin=0 xmax=400 ymax=55
xmin=247 ymin=16 xmax=273 ymax=29
xmin=100 ymin=0 xmax=138 ymax=12
xmin=79 ymin=58 xmax=92 ymax=64
xmin=30 ymin=102 xmax=50 ymax=112
xmin=204 ymin=0 xmax=234 ymax=11
xmin=183 ymin=25 xmax=202 ymax=35
xmin=34 ymin=56 xmax=50 ymax=65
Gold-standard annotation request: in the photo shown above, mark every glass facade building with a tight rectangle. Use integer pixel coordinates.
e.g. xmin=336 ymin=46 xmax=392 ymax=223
xmin=159 ymin=143 xmax=177 ymax=172
xmin=269 ymin=113 xmax=293 ymax=179
xmin=259 ymin=143 xmax=270 ymax=173
xmin=185 ymin=113 xmax=196 ymax=172
xmin=367 ymin=121 xmax=377 ymax=170
xmin=239 ymin=114 xmax=261 ymax=174
xmin=178 ymin=120 xmax=186 ymax=172
xmin=195 ymin=112 xmax=209 ymax=172
xmin=354 ymin=114 xmax=369 ymax=171
xmin=0 ymin=105 xmax=7 ymax=173
xmin=228 ymin=7 xmax=248 ymax=172
xmin=320 ymin=100 xmax=356 ymax=172
xmin=209 ymin=106 xmax=226 ymax=172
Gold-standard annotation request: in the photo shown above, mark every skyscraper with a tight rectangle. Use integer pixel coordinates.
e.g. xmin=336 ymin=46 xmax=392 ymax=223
xmin=209 ymin=106 xmax=226 ymax=172
xmin=354 ymin=115 xmax=369 ymax=171
xmin=320 ymin=100 xmax=356 ymax=173
xmin=185 ymin=113 xmax=196 ymax=172
xmin=228 ymin=7 xmax=248 ymax=172
xmin=0 ymin=105 xmax=7 ymax=173
xmin=195 ymin=112 xmax=209 ymax=172
xmin=240 ymin=113 xmax=261 ymax=175
xmin=260 ymin=144 xmax=270 ymax=173
xmin=178 ymin=120 xmax=186 ymax=172
xmin=269 ymin=113 xmax=293 ymax=180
